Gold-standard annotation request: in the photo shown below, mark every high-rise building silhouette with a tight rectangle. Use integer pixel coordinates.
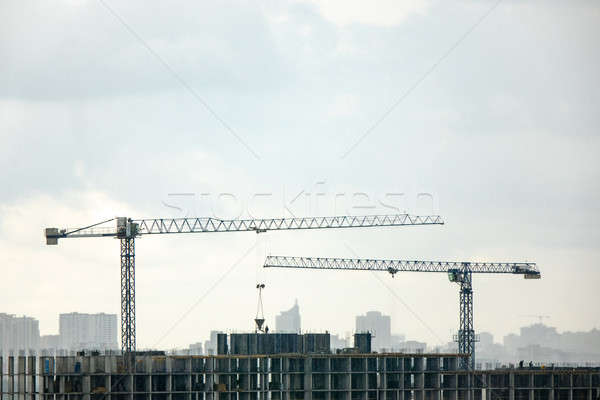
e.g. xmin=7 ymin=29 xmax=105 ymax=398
xmin=0 ymin=313 xmax=40 ymax=354
xmin=355 ymin=311 xmax=391 ymax=351
xmin=276 ymin=300 xmax=301 ymax=333
xmin=40 ymin=334 xmax=60 ymax=351
xmin=59 ymin=312 xmax=117 ymax=351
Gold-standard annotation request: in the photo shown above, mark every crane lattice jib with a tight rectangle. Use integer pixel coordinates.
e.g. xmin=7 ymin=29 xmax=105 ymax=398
xmin=263 ymin=256 xmax=539 ymax=276
xmin=46 ymin=214 xmax=444 ymax=240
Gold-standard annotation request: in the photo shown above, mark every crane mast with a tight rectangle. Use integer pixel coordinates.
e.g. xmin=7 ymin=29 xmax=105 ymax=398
xmin=263 ymin=256 xmax=539 ymax=370
xmin=45 ymin=214 xmax=443 ymax=354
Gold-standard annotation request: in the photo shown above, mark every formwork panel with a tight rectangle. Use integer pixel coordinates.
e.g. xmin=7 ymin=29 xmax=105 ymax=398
xmin=386 ymin=373 xmax=401 ymax=389
xmin=386 ymin=359 xmax=400 ymax=373
xmin=331 ymin=359 xmax=349 ymax=373
xmin=426 ymin=358 xmax=440 ymax=372
xmin=366 ymin=359 xmax=377 ymax=373
xmin=351 ymin=374 xmax=365 ymax=390
xmin=312 ymin=359 xmax=328 ymax=373
xmin=425 ymin=390 xmax=441 ymax=400
xmin=515 ymin=374 xmax=531 ymax=388
xmin=572 ymin=389 xmax=589 ymax=400
xmin=488 ymin=388 xmax=510 ymax=400
xmin=572 ymin=375 xmax=589 ymax=388
xmin=425 ymin=373 xmax=440 ymax=389
xmin=515 ymin=389 xmax=530 ymax=400
xmin=554 ymin=375 xmax=571 ymax=388
xmin=441 ymin=374 xmax=456 ymax=389
xmin=533 ymin=389 xmax=551 ymax=400
xmin=332 ymin=375 xmax=348 ymax=391
xmin=366 ymin=374 xmax=377 ymax=390
xmin=442 ymin=389 xmax=457 ymax=400
xmin=554 ymin=389 xmax=570 ymax=400
xmin=351 ymin=360 xmax=365 ymax=373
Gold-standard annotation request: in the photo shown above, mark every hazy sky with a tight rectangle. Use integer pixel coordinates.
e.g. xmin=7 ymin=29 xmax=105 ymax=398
xmin=1 ymin=0 xmax=599 ymax=350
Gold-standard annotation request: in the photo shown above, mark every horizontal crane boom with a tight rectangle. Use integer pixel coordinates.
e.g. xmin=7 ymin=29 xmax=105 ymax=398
xmin=45 ymin=214 xmax=444 ymax=243
xmin=263 ymin=256 xmax=539 ymax=277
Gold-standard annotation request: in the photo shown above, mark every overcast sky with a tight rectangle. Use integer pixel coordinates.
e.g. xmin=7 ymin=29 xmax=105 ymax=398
xmin=1 ymin=0 xmax=599 ymax=350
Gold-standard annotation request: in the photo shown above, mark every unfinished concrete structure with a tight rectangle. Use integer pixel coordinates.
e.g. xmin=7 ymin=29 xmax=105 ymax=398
xmin=2 ymin=353 xmax=598 ymax=400
xmin=226 ymin=333 xmax=330 ymax=356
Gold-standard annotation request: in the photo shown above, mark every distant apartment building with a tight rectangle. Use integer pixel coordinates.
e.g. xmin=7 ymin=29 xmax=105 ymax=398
xmin=391 ymin=333 xmax=406 ymax=348
xmin=400 ymin=340 xmax=427 ymax=352
xmin=0 ymin=313 xmax=40 ymax=354
xmin=356 ymin=311 xmax=391 ymax=351
xmin=275 ymin=299 xmax=301 ymax=333
xmin=502 ymin=324 xmax=600 ymax=363
xmin=40 ymin=334 xmax=60 ymax=351
xmin=59 ymin=312 xmax=118 ymax=351
xmin=189 ymin=342 xmax=203 ymax=355
xmin=330 ymin=333 xmax=349 ymax=350
xmin=204 ymin=331 xmax=223 ymax=355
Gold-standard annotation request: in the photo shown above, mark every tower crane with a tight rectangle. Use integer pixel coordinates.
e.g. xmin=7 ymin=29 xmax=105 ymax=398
xmin=44 ymin=214 xmax=443 ymax=353
xmin=263 ymin=255 xmax=540 ymax=370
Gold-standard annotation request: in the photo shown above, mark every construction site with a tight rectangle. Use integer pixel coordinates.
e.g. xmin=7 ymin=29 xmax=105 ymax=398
xmin=16 ymin=215 xmax=593 ymax=399
xmin=2 ymin=337 xmax=599 ymax=400
xmin=4 ymin=2 xmax=599 ymax=398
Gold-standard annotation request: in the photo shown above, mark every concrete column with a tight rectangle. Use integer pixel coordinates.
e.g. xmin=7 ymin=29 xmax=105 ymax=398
xmin=466 ymin=373 xmax=471 ymax=400
xmin=18 ymin=356 xmax=26 ymax=400
xmin=529 ymin=372 xmax=534 ymax=400
xmin=257 ymin=358 xmax=262 ymax=400
xmin=167 ymin=357 xmax=173 ymax=400
xmin=509 ymin=373 xmax=515 ymax=400
xmin=26 ymin=357 xmax=36 ymax=400
xmin=380 ymin=357 xmax=387 ymax=400
xmin=146 ymin=357 xmax=152 ymax=393
xmin=326 ymin=358 xmax=331 ymax=400
xmin=304 ymin=357 xmax=312 ymax=400
xmin=399 ymin=356 xmax=406 ymax=400
xmin=568 ymin=374 xmax=573 ymax=400
xmin=61 ymin=374 xmax=67 ymax=397
xmin=130 ymin=374 xmax=135 ymax=400
xmin=83 ymin=375 xmax=91 ymax=400
xmin=187 ymin=358 xmax=193 ymax=399
xmin=345 ymin=357 xmax=351 ymax=400
xmin=107 ymin=374 xmax=112 ymax=400
xmin=205 ymin=358 xmax=214 ymax=400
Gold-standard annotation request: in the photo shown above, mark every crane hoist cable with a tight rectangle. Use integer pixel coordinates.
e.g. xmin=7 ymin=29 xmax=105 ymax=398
xmin=255 ymin=283 xmax=266 ymax=333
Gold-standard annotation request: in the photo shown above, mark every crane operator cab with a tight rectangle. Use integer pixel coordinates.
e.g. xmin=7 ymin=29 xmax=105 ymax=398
xmin=448 ymin=268 xmax=464 ymax=283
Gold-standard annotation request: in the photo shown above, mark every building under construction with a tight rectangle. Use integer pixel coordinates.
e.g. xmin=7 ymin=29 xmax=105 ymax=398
xmin=2 ymin=333 xmax=599 ymax=400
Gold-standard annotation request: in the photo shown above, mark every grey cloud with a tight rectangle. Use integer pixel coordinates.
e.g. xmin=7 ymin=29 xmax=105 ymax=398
xmin=0 ymin=1 xmax=295 ymax=100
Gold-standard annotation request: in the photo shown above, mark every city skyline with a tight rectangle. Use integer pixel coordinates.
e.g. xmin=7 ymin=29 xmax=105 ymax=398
xmin=4 ymin=307 xmax=600 ymax=351
xmin=3 ymin=306 xmax=599 ymax=365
